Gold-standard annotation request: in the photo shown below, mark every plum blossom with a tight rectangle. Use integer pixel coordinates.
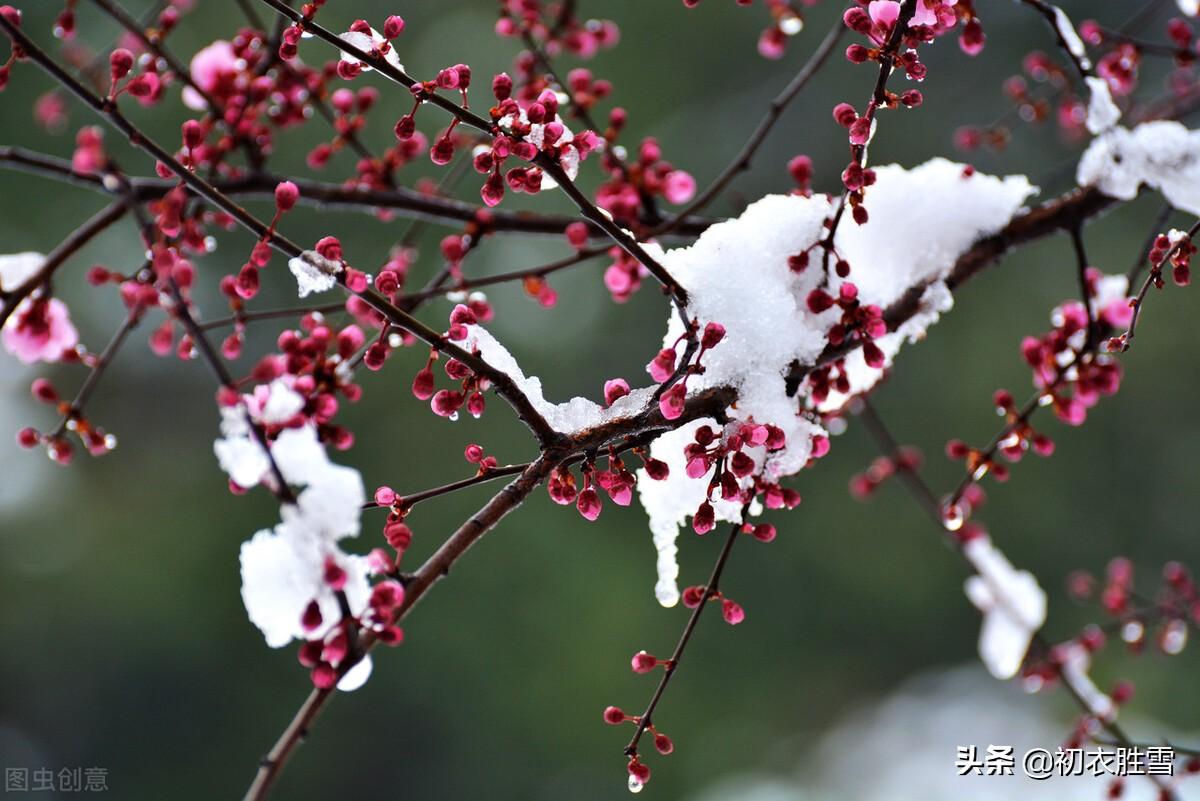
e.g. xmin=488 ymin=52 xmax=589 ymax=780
xmin=3 ymin=299 xmax=79 ymax=364
xmin=182 ymin=40 xmax=237 ymax=110
xmin=2 ymin=252 xmax=79 ymax=364
xmin=663 ymin=170 xmax=697 ymax=205
xmin=868 ymin=1 xmax=901 ymax=28
xmin=912 ymin=0 xmax=958 ymax=27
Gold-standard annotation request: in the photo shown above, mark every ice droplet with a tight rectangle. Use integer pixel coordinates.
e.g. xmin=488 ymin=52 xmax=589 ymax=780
xmin=780 ymin=12 xmax=803 ymax=35
xmin=627 ymin=776 xmax=644 ymax=794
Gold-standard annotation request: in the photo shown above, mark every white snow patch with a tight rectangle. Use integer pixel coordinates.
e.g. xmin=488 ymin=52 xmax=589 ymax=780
xmin=1085 ymin=76 xmax=1120 ymax=135
xmin=0 ymin=252 xmax=44 ymax=292
xmin=288 ymin=252 xmax=340 ymax=298
xmin=639 ymin=159 xmax=1034 ymax=605
xmin=338 ymin=28 xmax=403 ymax=72
xmin=1053 ymin=6 xmax=1091 ymax=71
xmin=1077 ymin=121 xmax=1200 ymax=215
xmin=963 ymin=536 xmax=1047 ymax=679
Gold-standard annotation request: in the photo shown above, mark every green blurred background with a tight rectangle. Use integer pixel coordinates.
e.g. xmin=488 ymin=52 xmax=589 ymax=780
xmin=1 ymin=1 xmax=1199 ymax=799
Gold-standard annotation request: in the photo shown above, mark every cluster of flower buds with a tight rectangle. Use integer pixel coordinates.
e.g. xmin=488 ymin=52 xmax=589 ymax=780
xmin=463 ymin=442 xmax=499 ymax=474
xmin=594 ymin=134 xmax=695 ymax=230
xmin=403 ymin=307 xmax=489 ymax=419
xmin=681 ymin=420 xmax=798 ymax=535
xmin=495 ymin=1 xmax=620 ymax=61
xmin=600 ymin=705 xmax=673 ymax=792
xmin=298 ymin=571 xmax=405 ymax=690
xmin=1018 ymin=299 xmax=1122 ymax=426
xmin=547 ymin=449 xmax=663 ymax=522
xmin=809 ymin=281 xmax=888 ymax=365
xmin=1066 ymin=558 xmax=1199 ymax=655
xmin=18 ymin=374 xmax=115 ymax=463
xmin=681 ymin=584 xmax=746 ymax=624
xmin=224 ymin=181 xmax=299 ymax=301
xmin=649 ymin=321 xmax=725 ymax=421
xmin=212 ymin=314 xmax=364 ymax=457
xmin=944 ymin=389 xmax=1056 ymax=488
xmin=104 ymin=46 xmax=164 ymax=105
xmin=849 ymin=445 xmax=921 ymax=499
xmin=1147 ymin=230 xmax=1195 ymax=290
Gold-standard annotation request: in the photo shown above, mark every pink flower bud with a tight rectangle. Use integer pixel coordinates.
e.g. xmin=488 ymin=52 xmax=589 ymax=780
xmin=274 ymin=180 xmax=299 ymax=212
xmin=383 ymin=15 xmax=405 ymax=38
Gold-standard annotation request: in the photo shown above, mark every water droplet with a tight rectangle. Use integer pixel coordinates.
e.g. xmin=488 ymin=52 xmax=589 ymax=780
xmin=1121 ymin=621 xmax=1143 ymax=643
xmin=65 ymin=419 xmax=78 ymax=432
xmin=780 ymin=13 xmax=803 ymax=35
xmin=941 ymin=502 xmax=965 ymax=532
xmin=387 ymin=333 xmax=403 ymax=348
xmin=448 ymin=412 xmax=459 ymax=422
xmin=1162 ymin=619 xmax=1187 ymax=655
xmin=627 ymin=776 xmax=643 ymax=794
xmin=103 ymin=434 xmax=118 ymax=450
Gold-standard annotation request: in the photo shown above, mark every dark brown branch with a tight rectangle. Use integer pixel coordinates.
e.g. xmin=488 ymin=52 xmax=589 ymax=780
xmin=623 ymin=510 xmax=748 ymax=759
xmin=0 ymin=148 xmax=714 ymax=239
xmin=653 ymin=16 xmax=845 ymax=234
xmin=855 ymin=398 xmax=1179 ymax=801
xmin=167 ymin=280 xmax=297 ymax=505
xmin=243 ymin=457 xmax=555 ymax=801
xmin=49 ymin=299 xmax=147 ymax=439
xmin=0 ymin=18 xmax=563 ymax=447
xmin=1017 ymin=0 xmax=1094 ymax=80
xmin=0 ymin=201 xmax=129 ymax=329
xmin=250 ymin=0 xmax=690 ymax=308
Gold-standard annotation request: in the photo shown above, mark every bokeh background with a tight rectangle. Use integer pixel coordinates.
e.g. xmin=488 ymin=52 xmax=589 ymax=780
xmin=2 ymin=1 xmax=1199 ymax=799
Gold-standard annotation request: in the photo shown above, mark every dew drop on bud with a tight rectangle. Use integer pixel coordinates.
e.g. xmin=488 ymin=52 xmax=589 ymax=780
xmin=448 ymin=412 xmax=459 ymax=422
xmin=779 ymin=12 xmax=803 ymax=35
xmin=1161 ymin=619 xmax=1187 ymax=655
xmin=627 ymin=776 xmax=644 ymax=794
xmin=941 ymin=502 xmax=964 ymax=532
